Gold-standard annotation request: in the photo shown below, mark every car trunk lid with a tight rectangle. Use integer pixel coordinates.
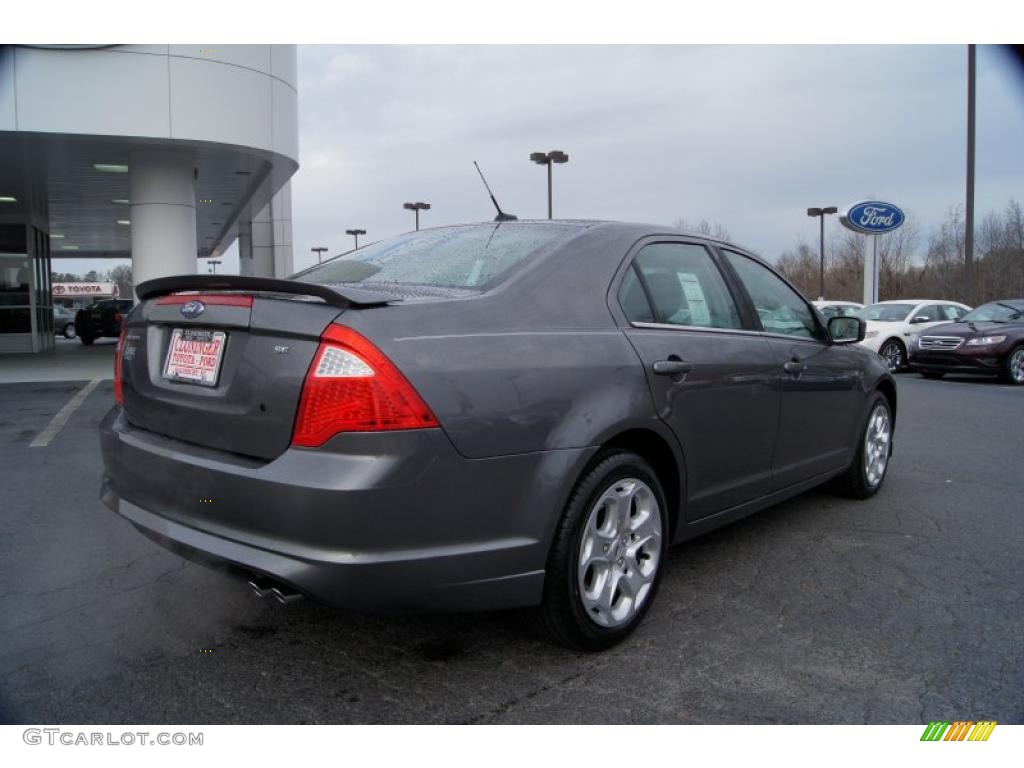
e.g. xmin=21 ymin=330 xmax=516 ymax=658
xmin=119 ymin=276 xmax=400 ymax=460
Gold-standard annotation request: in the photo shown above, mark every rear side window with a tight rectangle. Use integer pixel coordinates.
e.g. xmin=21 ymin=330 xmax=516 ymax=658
xmin=724 ymin=250 xmax=820 ymax=340
xmin=295 ymin=223 xmax=584 ymax=291
xmin=619 ymin=242 xmax=741 ymax=329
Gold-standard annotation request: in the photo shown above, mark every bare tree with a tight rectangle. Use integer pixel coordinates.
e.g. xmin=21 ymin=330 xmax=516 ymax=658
xmin=673 ymin=217 xmax=731 ymax=241
xmin=106 ymin=264 xmax=133 ymax=298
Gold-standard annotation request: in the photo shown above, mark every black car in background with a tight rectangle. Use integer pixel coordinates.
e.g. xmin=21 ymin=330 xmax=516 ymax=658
xmin=75 ymin=299 xmax=134 ymax=345
xmin=913 ymin=299 xmax=1024 ymax=385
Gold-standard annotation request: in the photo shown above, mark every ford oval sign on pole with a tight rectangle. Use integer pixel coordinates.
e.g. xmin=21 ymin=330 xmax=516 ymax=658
xmin=841 ymin=200 xmax=905 ymax=304
xmin=840 ymin=201 xmax=905 ymax=235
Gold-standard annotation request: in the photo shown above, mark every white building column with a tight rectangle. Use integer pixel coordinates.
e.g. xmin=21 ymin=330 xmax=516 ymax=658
xmin=244 ymin=181 xmax=294 ymax=279
xmin=237 ymin=219 xmax=255 ymax=277
xmin=129 ymin=150 xmax=197 ymax=289
xmin=249 ymin=203 xmax=276 ymax=277
xmin=271 ymin=181 xmax=294 ymax=277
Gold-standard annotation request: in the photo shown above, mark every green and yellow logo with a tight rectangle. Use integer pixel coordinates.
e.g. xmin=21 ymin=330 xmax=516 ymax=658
xmin=920 ymin=721 xmax=997 ymax=741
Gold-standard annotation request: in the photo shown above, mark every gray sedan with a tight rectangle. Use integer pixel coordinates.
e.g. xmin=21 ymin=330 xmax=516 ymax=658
xmin=100 ymin=221 xmax=895 ymax=650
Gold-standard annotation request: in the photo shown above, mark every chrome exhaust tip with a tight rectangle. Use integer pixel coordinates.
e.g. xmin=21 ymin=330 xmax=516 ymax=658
xmin=248 ymin=576 xmax=302 ymax=603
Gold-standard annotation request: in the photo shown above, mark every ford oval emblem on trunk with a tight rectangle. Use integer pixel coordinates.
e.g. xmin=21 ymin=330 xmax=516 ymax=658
xmin=180 ymin=300 xmax=205 ymax=319
xmin=840 ymin=201 xmax=905 ymax=235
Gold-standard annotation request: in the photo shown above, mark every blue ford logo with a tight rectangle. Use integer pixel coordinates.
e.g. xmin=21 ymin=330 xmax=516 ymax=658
xmin=841 ymin=201 xmax=905 ymax=234
xmin=180 ymin=300 xmax=205 ymax=319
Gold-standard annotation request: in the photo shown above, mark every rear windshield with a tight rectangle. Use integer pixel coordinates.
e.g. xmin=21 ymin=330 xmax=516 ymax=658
xmin=294 ymin=223 xmax=584 ymax=291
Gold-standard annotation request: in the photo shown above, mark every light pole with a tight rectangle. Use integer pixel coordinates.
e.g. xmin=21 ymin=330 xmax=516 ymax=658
xmin=529 ymin=150 xmax=569 ymax=219
xmin=311 ymin=246 xmax=328 ymax=264
xmin=807 ymin=207 xmax=838 ymax=300
xmin=345 ymin=229 xmax=366 ymax=250
xmin=965 ymin=43 xmax=976 ymax=305
xmin=207 ymin=259 xmax=222 ymax=275
xmin=403 ymin=202 xmax=431 ymax=231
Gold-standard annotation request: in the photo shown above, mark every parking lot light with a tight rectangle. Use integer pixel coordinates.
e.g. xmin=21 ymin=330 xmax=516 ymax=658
xmin=530 ymin=150 xmax=569 ymax=219
xmin=403 ymin=202 xmax=431 ymax=231
xmin=345 ymin=229 xmax=366 ymax=250
xmin=807 ymin=206 xmax=838 ymax=300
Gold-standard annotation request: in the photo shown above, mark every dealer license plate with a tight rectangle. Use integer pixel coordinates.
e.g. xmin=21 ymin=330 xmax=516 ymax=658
xmin=162 ymin=328 xmax=227 ymax=387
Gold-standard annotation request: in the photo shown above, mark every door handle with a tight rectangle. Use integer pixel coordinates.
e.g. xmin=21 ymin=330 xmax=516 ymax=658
xmin=783 ymin=360 xmax=806 ymax=374
xmin=652 ymin=359 xmax=694 ymax=376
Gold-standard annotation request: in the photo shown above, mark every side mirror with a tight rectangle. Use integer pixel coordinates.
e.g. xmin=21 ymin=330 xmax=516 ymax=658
xmin=828 ymin=315 xmax=865 ymax=344
xmin=910 ymin=315 xmax=931 ymax=324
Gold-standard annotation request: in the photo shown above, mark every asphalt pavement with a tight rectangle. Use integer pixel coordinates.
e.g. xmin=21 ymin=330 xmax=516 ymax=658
xmin=1 ymin=373 xmax=1021 ymax=724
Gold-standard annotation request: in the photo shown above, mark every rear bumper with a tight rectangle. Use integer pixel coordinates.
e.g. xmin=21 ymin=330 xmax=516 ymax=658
xmin=99 ymin=407 xmax=594 ymax=612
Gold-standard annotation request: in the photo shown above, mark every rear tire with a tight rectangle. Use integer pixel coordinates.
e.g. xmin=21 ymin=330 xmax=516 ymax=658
xmin=537 ymin=450 xmax=669 ymax=652
xmin=62 ymin=323 xmax=76 ymax=339
xmin=836 ymin=392 xmax=893 ymax=500
xmin=79 ymin=334 xmax=94 ymax=345
xmin=919 ymin=371 xmax=945 ymax=380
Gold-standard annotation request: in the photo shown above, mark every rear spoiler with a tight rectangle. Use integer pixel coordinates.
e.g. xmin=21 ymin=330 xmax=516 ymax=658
xmin=135 ymin=275 xmax=399 ymax=309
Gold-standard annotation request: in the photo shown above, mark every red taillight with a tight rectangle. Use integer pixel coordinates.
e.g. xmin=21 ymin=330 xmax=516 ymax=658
xmin=291 ymin=324 xmax=439 ymax=447
xmin=114 ymin=325 xmax=126 ymax=405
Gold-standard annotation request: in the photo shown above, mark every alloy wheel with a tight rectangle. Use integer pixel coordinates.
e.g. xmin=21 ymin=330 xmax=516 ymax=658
xmin=577 ymin=478 xmax=662 ymax=628
xmin=879 ymin=340 xmax=904 ymax=372
xmin=863 ymin=403 xmax=891 ymax=488
xmin=1010 ymin=348 xmax=1024 ymax=384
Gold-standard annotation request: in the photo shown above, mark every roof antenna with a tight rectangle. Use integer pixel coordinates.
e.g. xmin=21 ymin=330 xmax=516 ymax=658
xmin=473 ymin=161 xmax=517 ymax=222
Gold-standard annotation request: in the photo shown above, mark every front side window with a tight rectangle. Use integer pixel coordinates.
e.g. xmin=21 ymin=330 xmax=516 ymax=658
xmin=619 ymin=242 xmax=741 ymax=330
xmin=724 ymin=250 xmax=819 ymax=340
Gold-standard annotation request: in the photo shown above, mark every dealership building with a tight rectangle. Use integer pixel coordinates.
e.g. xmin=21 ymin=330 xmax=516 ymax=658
xmin=0 ymin=44 xmax=299 ymax=353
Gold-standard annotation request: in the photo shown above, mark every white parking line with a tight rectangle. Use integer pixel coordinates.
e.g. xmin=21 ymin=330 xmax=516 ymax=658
xmin=29 ymin=378 xmax=103 ymax=448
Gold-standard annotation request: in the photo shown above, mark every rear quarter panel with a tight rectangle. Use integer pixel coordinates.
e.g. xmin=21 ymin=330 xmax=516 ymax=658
xmin=336 ymin=224 xmax=668 ymax=459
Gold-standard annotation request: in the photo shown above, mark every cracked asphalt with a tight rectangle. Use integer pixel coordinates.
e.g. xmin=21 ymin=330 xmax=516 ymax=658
xmin=1 ymin=374 xmax=1021 ymax=724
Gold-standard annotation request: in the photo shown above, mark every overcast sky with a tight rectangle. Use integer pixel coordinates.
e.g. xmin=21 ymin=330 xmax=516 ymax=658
xmin=56 ymin=44 xmax=1024 ymax=277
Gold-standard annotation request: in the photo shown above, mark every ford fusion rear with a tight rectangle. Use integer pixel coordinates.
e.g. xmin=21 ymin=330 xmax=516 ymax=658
xmin=100 ymin=221 xmax=896 ymax=650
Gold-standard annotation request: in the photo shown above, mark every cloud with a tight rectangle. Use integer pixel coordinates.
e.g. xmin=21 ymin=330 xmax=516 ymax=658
xmin=283 ymin=45 xmax=1024 ymax=270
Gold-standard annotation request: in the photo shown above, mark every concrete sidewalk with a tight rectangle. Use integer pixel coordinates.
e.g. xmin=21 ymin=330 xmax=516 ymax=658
xmin=0 ymin=338 xmax=117 ymax=383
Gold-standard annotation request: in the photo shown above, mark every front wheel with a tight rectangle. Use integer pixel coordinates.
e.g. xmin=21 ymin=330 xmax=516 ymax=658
xmin=1003 ymin=346 xmax=1024 ymax=386
xmin=878 ymin=339 xmax=906 ymax=372
xmin=836 ymin=393 xmax=893 ymax=499
xmin=538 ymin=451 xmax=669 ymax=651
xmin=62 ymin=323 xmax=76 ymax=339
xmin=79 ymin=334 xmax=94 ymax=345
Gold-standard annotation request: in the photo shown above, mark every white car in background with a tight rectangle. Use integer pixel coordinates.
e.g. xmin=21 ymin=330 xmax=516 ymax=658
xmin=857 ymin=299 xmax=972 ymax=371
xmin=813 ymin=300 xmax=864 ymax=320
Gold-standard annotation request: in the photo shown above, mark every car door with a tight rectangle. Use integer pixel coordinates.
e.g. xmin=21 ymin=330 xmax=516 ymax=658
xmin=720 ymin=249 xmax=863 ymax=489
xmin=614 ymin=239 xmax=780 ymax=520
